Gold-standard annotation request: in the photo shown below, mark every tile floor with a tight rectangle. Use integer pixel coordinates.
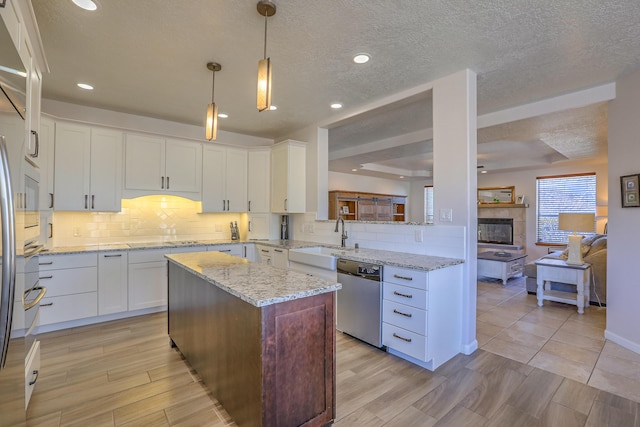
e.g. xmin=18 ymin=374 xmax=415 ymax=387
xmin=477 ymin=275 xmax=640 ymax=403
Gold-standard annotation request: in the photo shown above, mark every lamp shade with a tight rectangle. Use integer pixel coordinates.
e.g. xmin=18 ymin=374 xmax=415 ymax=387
xmin=257 ymin=57 xmax=272 ymax=111
xmin=558 ymin=213 xmax=595 ymax=233
xmin=206 ymin=102 xmax=218 ymax=141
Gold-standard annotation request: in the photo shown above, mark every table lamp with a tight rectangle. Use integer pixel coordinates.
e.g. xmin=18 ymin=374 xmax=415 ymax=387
xmin=558 ymin=213 xmax=595 ymax=265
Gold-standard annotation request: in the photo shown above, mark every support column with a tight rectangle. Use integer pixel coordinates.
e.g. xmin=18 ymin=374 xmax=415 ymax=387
xmin=432 ymin=69 xmax=478 ymax=354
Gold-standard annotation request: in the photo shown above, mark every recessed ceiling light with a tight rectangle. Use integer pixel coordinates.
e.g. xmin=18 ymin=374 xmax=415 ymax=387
xmin=330 ymin=103 xmax=343 ymax=109
xmin=481 ymin=170 xmax=488 ymax=174
xmin=353 ymin=53 xmax=370 ymax=64
xmin=351 ymin=169 xmax=358 ymax=172
xmin=72 ymin=0 xmax=98 ymax=11
xmin=77 ymin=83 xmax=94 ymax=90
xmin=269 ymin=105 xmax=277 ymax=110
xmin=218 ymin=113 xmax=229 ymax=118
xmin=399 ymin=176 xmax=405 ymax=179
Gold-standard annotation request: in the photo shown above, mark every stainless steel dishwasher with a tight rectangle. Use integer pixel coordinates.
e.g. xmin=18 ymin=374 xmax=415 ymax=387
xmin=336 ymin=258 xmax=383 ymax=348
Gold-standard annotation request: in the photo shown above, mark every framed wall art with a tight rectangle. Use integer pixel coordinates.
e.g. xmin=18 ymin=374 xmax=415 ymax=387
xmin=621 ymin=174 xmax=640 ymax=208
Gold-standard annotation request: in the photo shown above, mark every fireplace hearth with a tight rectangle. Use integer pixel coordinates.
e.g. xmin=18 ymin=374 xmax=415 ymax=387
xmin=478 ymin=218 xmax=513 ymax=245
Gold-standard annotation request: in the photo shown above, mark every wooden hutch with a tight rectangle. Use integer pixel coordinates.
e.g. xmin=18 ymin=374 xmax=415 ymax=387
xmin=329 ymin=191 xmax=407 ymax=222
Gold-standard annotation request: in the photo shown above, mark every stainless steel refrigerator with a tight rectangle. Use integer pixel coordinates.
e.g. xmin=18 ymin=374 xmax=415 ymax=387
xmin=0 ymin=14 xmax=28 ymax=426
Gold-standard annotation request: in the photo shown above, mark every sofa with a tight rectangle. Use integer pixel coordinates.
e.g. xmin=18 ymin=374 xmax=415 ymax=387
xmin=524 ymin=234 xmax=607 ymax=305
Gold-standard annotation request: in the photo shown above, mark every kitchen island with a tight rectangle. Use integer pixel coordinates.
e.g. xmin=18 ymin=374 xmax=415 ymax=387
xmin=166 ymin=251 xmax=341 ymax=427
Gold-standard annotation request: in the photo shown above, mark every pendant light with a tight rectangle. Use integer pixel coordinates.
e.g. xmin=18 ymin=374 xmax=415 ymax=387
xmin=257 ymin=0 xmax=276 ymax=112
xmin=205 ymin=62 xmax=221 ymax=141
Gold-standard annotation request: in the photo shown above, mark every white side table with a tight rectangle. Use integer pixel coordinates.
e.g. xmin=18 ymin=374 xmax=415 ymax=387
xmin=535 ymin=259 xmax=591 ymax=314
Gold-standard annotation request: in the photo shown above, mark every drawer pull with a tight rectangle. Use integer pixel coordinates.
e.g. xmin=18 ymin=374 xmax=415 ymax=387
xmin=28 ymin=369 xmax=39 ymax=386
xmin=104 ymin=254 xmax=122 ymax=258
xmin=393 ymin=309 xmax=412 ymax=318
xmin=40 ymin=302 xmax=54 ymax=307
xmin=219 ymin=249 xmax=231 ymax=252
xmin=261 ymin=249 xmax=269 ymax=253
xmin=274 ymin=249 xmax=283 ymax=253
xmin=39 ymin=261 xmax=53 ymax=265
xmin=392 ymin=333 xmax=412 ymax=343
xmin=393 ymin=274 xmax=413 ymax=281
xmin=39 ymin=275 xmax=53 ymax=280
xmin=393 ymin=290 xmax=413 ymax=299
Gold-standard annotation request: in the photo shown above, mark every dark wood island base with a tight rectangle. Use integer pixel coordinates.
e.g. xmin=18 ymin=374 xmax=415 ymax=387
xmin=168 ymin=261 xmax=336 ymax=427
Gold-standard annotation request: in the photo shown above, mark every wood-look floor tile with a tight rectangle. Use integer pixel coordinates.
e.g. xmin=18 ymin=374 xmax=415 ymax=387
xmin=476 ymin=309 xmax=523 ymax=329
xmin=164 ymin=392 xmax=218 ymax=425
xmin=25 ymin=410 xmax=61 ymax=427
xmin=588 ymin=368 xmax=640 ymax=403
xmin=483 ymin=403 xmax=540 ymax=427
xmin=432 ymin=404 xmax=487 ymax=427
xmin=382 ymin=406 xmax=437 ymax=427
xmin=65 ymin=410 xmax=115 ymax=427
xmin=493 ymin=324 xmax=550 ymax=348
xmin=170 ymin=408 xmax=226 ymax=427
xmin=412 ymin=368 xmax=486 ymax=420
xmin=538 ymin=401 xmax=587 ymax=427
xmin=552 ymin=378 xmax=598 ymax=415
xmin=59 ymin=372 xmax=194 ymax=425
xmin=460 ymin=365 xmax=527 ymax=419
xmin=585 ymin=399 xmax=637 ymax=427
xmin=475 ymin=320 xmax=504 ymax=341
xmin=480 ymin=336 xmax=539 ymax=364
xmin=559 ymin=319 xmax=607 ymax=340
xmin=465 ymin=349 xmax=534 ymax=377
xmin=506 ymin=368 xmax=564 ymax=418
xmin=119 ymin=410 xmax=169 ymax=427
xmin=519 ymin=309 xmax=570 ymax=329
xmin=334 ymin=407 xmax=385 ymax=426
xmin=600 ymin=340 xmax=640 ymax=365
xmin=509 ymin=318 xmax=558 ymax=339
xmin=528 ymin=351 xmax=594 ymax=384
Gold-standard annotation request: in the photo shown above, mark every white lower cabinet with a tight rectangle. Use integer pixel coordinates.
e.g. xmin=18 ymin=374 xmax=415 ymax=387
xmin=272 ymin=248 xmax=289 ymax=269
xmin=98 ymin=251 xmax=128 ymax=315
xmin=382 ymin=264 xmax=462 ymax=371
xmin=255 ymin=245 xmax=272 ymax=265
xmin=207 ymin=244 xmax=243 ymax=257
xmin=128 ymin=249 xmax=168 ymax=311
xmin=38 ymin=253 xmax=98 ymax=326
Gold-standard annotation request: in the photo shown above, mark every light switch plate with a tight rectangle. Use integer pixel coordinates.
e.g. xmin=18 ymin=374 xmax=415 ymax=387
xmin=439 ymin=208 xmax=453 ymax=222
xmin=414 ymin=230 xmax=423 ymax=242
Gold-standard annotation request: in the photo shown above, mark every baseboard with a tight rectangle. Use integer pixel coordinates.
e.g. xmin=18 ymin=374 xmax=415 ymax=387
xmin=38 ymin=306 xmax=167 ymax=334
xmin=604 ymin=330 xmax=640 ymax=355
xmin=462 ymin=339 xmax=478 ymax=355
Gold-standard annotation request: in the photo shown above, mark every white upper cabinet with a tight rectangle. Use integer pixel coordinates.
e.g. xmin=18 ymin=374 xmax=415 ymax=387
xmin=124 ymin=134 xmax=202 ymax=198
xmin=247 ymin=148 xmax=270 ymax=213
xmin=38 ymin=117 xmax=55 ymax=211
xmin=270 ymin=140 xmax=306 ymax=213
xmin=202 ymin=145 xmax=247 ymax=213
xmin=54 ymin=122 xmax=123 ymax=212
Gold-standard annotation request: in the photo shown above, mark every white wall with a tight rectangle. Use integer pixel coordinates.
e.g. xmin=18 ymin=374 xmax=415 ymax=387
xmin=606 ymin=69 xmax=640 ymax=354
xmin=478 ymin=159 xmax=608 ymax=260
xmin=410 ymin=179 xmax=434 ymax=223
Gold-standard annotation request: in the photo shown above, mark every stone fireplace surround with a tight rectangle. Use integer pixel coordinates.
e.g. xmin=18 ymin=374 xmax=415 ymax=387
xmin=478 ymin=204 xmax=527 ymax=254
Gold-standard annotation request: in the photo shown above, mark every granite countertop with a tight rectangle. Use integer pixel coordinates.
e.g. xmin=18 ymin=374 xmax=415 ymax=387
xmin=324 ymin=248 xmax=464 ymax=272
xmin=166 ymin=251 xmax=341 ymax=307
xmin=39 ymin=239 xmax=464 ymax=272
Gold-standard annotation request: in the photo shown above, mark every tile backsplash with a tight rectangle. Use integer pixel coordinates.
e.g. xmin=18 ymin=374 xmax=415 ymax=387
xmin=52 ymin=195 xmax=246 ymax=247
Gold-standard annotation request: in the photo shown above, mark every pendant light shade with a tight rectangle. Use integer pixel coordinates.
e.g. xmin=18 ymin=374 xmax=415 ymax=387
xmin=206 ymin=62 xmax=221 ymax=141
xmin=257 ymin=1 xmax=276 ymax=112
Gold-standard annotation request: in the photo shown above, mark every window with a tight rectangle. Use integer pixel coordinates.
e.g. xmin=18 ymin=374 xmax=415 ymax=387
xmin=536 ymin=173 xmax=596 ymax=244
xmin=424 ymin=186 xmax=434 ymax=223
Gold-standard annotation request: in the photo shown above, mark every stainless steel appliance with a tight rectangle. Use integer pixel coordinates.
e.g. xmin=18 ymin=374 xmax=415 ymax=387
xmin=336 ymin=258 xmax=383 ymax=348
xmin=0 ymin=12 xmax=42 ymax=424
xmin=280 ymin=214 xmax=289 ymax=240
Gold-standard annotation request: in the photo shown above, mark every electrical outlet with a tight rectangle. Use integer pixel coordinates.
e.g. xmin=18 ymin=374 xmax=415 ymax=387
xmin=73 ymin=227 xmax=80 ymax=237
xmin=439 ymin=208 xmax=453 ymax=222
xmin=414 ymin=230 xmax=423 ymax=242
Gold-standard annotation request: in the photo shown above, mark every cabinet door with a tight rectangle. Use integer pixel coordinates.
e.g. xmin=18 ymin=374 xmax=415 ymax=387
xmin=54 ymin=122 xmax=91 ymax=210
xmin=248 ymin=213 xmax=272 ymax=240
xmin=38 ymin=116 xmax=55 ymax=212
xmin=272 ymin=248 xmax=289 ymax=269
xmin=225 ymin=147 xmax=247 ymax=212
xmin=90 ymin=128 xmax=123 ymax=211
xmin=201 ymin=145 xmax=226 ymax=212
xmin=165 ymin=138 xmax=201 ymax=193
xmin=98 ymin=252 xmax=128 ymax=315
xmin=270 ymin=143 xmax=288 ymax=212
xmin=124 ymin=133 xmax=165 ymax=191
xmin=128 ymin=260 xmax=168 ymax=311
xmin=248 ymin=149 xmax=270 ymax=213
xmin=376 ymin=200 xmax=393 ymax=221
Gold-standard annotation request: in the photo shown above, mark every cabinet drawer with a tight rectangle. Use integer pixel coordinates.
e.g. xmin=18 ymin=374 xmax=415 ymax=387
xmin=39 ymin=266 xmax=97 ymax=297
xmin=383 ymin=283 xmax=427 ymax=309
xmin=510 ymin=259 xmax=525 ymax=274
xmin=39 ymin=292 xmax=98 ymax=325
xmin=171 ymin=246 xmax=208 ymax=254
xmin=128 ymin=248 xmax=168 ymax=263
xmin=382 ymin=323 xmax=427 ymax=361
xmin=383 ymin=266 xmax=427 ymax=290
xmin=39 ymin=253 xmax=97 ymax=271
xmin=383 ymin=300 xmax=427 ymax=335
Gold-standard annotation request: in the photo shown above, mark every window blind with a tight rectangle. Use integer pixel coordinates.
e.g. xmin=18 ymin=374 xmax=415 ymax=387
xmin=536 ymin=173 xmax=596 ymax=243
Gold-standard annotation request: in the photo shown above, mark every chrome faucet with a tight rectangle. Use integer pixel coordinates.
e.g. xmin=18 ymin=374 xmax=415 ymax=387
xmin=334 ymin=217 xmax=348 ymax=247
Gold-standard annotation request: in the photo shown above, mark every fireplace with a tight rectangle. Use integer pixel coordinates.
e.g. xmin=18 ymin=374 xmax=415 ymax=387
xmin=478 ymin=218 xmax=513 ymax=245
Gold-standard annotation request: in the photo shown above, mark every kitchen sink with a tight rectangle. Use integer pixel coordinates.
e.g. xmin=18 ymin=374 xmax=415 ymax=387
xmin=288 ymin=246 xmax=340 ymax=271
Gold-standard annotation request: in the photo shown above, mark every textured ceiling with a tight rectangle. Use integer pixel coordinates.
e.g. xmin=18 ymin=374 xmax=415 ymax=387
xmin=31 ymin=0 xmax=637 ymax=177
